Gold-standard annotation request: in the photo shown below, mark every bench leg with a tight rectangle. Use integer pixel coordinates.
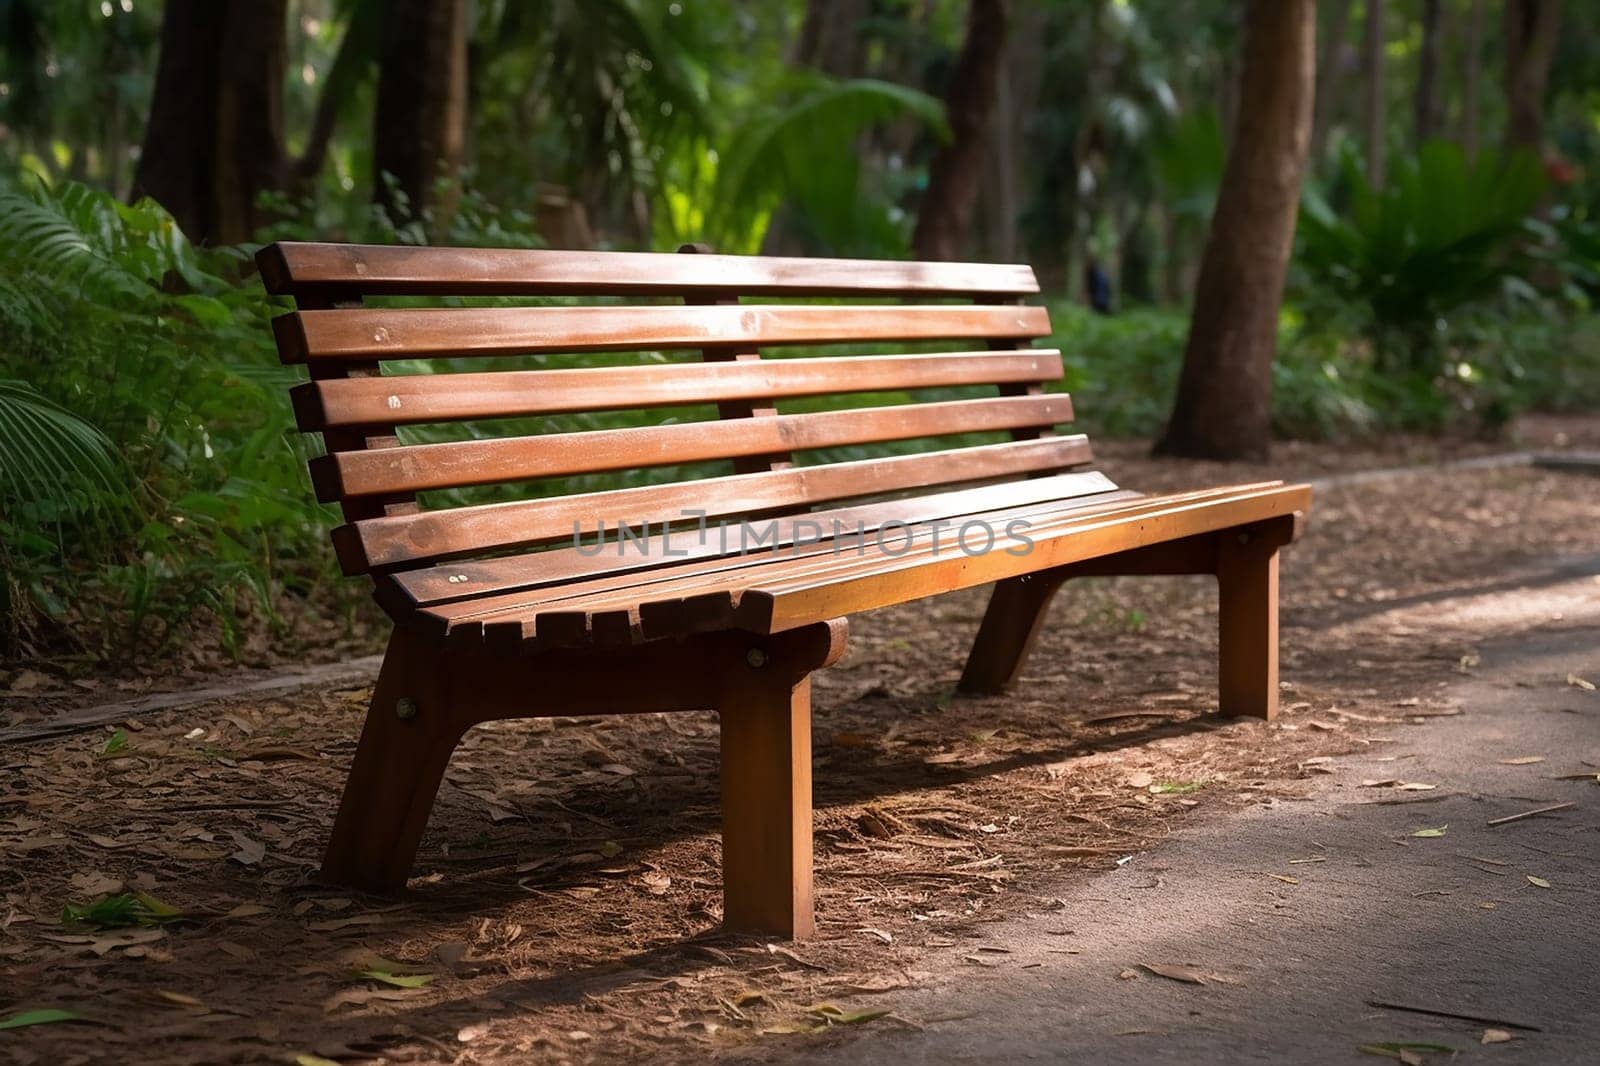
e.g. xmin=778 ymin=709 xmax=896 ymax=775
xmin=321 ymin=628 xmax=469 ymax=892
xmin=714 ymin=621 xmax=845 ymax=939
xmin=719 ymin=669 xmax=814 ymax=938
xmin=1216 ymin=530 xmax=1280 ymax=720
xmin=958 ymin=572 xmax=1067 ymax=696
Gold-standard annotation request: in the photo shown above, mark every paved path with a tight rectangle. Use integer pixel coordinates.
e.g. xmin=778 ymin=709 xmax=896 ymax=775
xmin=748 ymin=585 xmax=1600 ymax=1064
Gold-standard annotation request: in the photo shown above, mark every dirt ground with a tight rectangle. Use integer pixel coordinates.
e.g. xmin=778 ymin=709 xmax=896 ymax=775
xmin=2 ymin=432 xmax=1599 ymax=1064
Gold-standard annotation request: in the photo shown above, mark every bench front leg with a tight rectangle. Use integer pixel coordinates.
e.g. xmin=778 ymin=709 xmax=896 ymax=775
xmin=716 ymin=619 xmax=847 ymax=939
xmin=1216 ymin=528 xmax=1280 ymax=720
xmin=322 ymin=627 xmax=468 ymax=891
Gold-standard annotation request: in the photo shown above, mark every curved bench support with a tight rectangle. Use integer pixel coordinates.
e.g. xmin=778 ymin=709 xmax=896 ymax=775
xmin=957 ymin=514 xmax=1302 ymax=719
xmin=321 ymin=619 xmax=847 ymax=939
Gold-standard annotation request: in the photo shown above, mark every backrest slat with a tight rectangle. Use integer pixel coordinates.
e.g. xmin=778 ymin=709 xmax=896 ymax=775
xmin=333 ymin=435 xmax=1092 ymax=574
xmin=257 ymin=241 xmax=1082 ymax=584
xmin=311 ymin=394 xmax=1073 ymax=500
xmin=259 ymin=242 xmax=1039 ymax=299
xmin=272 ymin=304 xmax=1051 ymax=362
xmin=293 ymin=349 xmax=1063 ymax=429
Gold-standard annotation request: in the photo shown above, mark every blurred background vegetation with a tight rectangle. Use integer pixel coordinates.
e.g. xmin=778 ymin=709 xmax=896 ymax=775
xmin=0 ymin=0 xmax=1596 ymax=669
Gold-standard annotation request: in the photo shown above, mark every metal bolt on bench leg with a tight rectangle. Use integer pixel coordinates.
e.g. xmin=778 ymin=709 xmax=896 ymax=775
xmin=745 ymin=648 xmax=769 ymax=669
xmin=394 ymin=697 xmax=419 ymax=721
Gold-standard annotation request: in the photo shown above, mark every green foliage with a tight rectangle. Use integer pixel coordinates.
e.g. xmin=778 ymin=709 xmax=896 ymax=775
xmin=1296 ymin=141 xmax=1548 ymax=371
xmin=0 ymin=173 xmax=340 ymax=661
xmin=661 ymin=74 xmax=947 ymax=256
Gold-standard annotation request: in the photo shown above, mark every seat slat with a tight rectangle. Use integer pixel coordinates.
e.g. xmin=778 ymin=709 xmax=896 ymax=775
xmin=314 ymin=394 xmax=1073 ymax=501
xmin=433 ymin=483 xmax=1300 ymax=651
xmin=258 ymin=242 xmax=1040 ymax=299
xmin=388 ymin=469 xmax=1121 ymax=610
xmin=738 ymin=484 xmax=1313 ymax=634
xmin=469 ymin=490 xmax=1151 ymax=650
xmin=273 ymin=304 xmax=1052 ymax=363
xmin=336 ymin=434 xmax=1092 ymax=574
xmin=405 ymin=475 xmax=1133 ymax=631
xmin=294 ymin=349 xmax=1064 ymax=429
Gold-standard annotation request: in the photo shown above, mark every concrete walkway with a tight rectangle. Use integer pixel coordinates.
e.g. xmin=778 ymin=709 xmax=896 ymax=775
xmin=750 ymin=599 xmax=1600 ymax=1063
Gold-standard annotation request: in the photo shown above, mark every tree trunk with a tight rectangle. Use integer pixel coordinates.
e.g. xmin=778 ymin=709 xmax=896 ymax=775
xmin=1461 ymin=0 xmax=1487 ymax=157
xmin=795 ymin=0 xmax=869 ymax=76
xmin=1152 ymin=0 xmax=1316 ymax=462
xmin=1310 ymin=0 xmax=1351 ymax=163
xmin=1414 ymin=0 xmax=1442 ymax=146
xmin=914 ymin=0 xmax=1009 ymax=261
xmin=1362 ymin=0 xmax=1386 ymax=187
xmin=1502 ymin=0 xmax=1563 ymax=153
xmin=130 ymin=0 xmax=287 ymax=246
xmin=373 ymin=0 xmax=469 ymax=232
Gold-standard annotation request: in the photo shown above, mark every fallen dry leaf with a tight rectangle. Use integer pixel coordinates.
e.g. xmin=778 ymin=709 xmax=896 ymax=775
xmin=1481 ymin=1028 xmax=1512 ymax=1044
xmin=1498 ymin=756 xmax=1544 ymax=765
xmin=1137 ymin=962 xmax=1207 ymax=985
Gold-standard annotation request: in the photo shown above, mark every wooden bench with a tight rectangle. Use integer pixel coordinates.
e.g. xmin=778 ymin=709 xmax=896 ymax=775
xmin=258 ymin=241 xmax=1311 ymax=939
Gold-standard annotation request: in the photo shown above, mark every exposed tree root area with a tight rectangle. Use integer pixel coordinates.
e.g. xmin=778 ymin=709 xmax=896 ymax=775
xmin=2 ymin=455 xmax=1597 ymax=1064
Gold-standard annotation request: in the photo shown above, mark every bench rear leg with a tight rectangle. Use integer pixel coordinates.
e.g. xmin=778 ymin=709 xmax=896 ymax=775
xmin=1216 ymin=530 xmax=1280 ymax=720
xmin=958 ymin=572 xmax=1067 ymax=696
xmin=322 ymin=628 xmax=468 ymax=892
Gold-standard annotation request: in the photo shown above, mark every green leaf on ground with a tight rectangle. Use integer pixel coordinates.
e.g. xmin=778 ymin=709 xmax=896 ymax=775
xmin=1149 ymin=780 xmax=1205 ymax=795
xmin=100 ymin=729 xmax=128 ymax=755
xmin=807 ymin=1003 xmax=891 ymax=1025
xmin=1410 ymin=826 xmax=1448 ymax=838
xmin=61 ymin=891 xmax=183 ymax=930
xmin=0 ymin=1009 xmax=86 ymax=1031
xmin=357 ymin=969 xmax=434 ymax=989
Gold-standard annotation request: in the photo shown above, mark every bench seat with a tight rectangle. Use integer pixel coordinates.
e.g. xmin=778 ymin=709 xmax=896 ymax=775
xmin=391 ymin=479 xmax=1309 ymax=653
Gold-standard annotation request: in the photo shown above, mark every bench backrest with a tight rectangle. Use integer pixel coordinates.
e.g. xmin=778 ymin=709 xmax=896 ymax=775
xmin=258 ymin=242 xmax=1084 ymax=578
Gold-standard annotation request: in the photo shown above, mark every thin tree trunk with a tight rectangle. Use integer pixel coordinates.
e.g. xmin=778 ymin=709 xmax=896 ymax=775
xmin=1461 ymin=0 xmax=1487 ymax=157
xmin=1153 ymin=0 xmax=1316 ymax=462
xmin=914 ymin=0 xmax=1009 ymax=261
xmin=373 ymin=0 xmax=469 ymax=232
xmin=1502 ymin=0 xmax=1563 ymax=153
xmin=1363 ymin=0 xmax=1386 ymax=187
xmin=131 ymin=0 xmax=286 ymax=245
xmin=795 ymin=0 xmax=869 ymax=76
xmin=1414 ymin=0 xmax=1442 ymax=146
xmin=1310 ymin=0 xmax=1351 ymax=163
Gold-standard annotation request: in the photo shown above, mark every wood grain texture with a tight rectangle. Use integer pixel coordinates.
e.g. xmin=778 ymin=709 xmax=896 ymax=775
xmin=337 ymin=435 xmax=1093 ymax=573
xmin=313 ymin=394 xmax=1073 ymax=500
xmin=294 ymin=350 xmax=1064 ymax=429
xmin=257 ymin=241 xmax=1039 ymax=298
xmin=273 ymin=303 xmax=1053 ymax=362
xmin=389 ymin=470 xmax=1120 ymax=609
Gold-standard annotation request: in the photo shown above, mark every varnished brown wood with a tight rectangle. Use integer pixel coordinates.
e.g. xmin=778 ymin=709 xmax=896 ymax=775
xmin=322 ymin=618 xmax=846 ymax=913
xmin=724 ymin=484 xmax=1312 ymax=635
xmin=958 ymin=532 xmax=1229 ymax=696
xmin=430 ymin=485 xmax=1300 ymax=653
xmin=262 ymin=241 xmax=1313 ymax=939
xmin=258 ymin=241 xmax=1039 ymax=299
xmin=335 ymin=435 xmax=1093 ymax=573
xmin=391 ymin=470 xmax=1119 ymax=610
xmin=293 ymin=350 xmax=1064 ymax=430
xmin=957 ymin=573 xmax=1068 ymax=695
xmin=312 ymin=394 xmax=1073 ymax=500
xmin=1216 ymin=515 xmax=1298 ymax=720
xmin=272 ymin=303 xmax=1052 ymax=363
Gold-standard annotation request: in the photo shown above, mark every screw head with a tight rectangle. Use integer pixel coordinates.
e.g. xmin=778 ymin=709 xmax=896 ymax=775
xmin=745 ymin=647 xmax=769 ymax=669
xmin=395 ymin=697 xmax=419 ymax=721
